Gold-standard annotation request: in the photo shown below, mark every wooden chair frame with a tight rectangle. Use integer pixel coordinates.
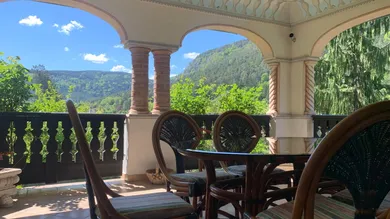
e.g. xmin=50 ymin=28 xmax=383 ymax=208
xmin=152 ymin=110 xmax=204 ymax=209
xmin=292 ymin=100 xmax=390 ymax=219
xmin=68 ymin=102 xmax=197 ymax=219
xmin=67 ymin=100 xmax=127 ymax=219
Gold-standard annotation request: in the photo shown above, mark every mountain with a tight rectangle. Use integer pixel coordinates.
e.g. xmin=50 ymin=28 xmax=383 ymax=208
xmin=48 ymin=70 xmax=153 ymax=102
xmin=178 ymin=40 xmax=269 ymax=87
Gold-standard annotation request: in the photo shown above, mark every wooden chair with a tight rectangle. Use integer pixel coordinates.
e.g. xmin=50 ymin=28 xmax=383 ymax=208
xmin=253 ymin=100 xmax=390 ymax=219
xmin=66 ymin=100 xmax=197 ymax=219
xmin=213 ymin=111 xmax=291 ymax=190
xmin=152 ymin=110 xmax=239 ymax=214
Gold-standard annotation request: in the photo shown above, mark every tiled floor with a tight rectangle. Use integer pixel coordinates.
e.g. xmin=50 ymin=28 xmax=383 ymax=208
xmin=2 ymin=166 xmax=294 ymax=219
xmin=1 ymin=179 xmax=167 ymax=219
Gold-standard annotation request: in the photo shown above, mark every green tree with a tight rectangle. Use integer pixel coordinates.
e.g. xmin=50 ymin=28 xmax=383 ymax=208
xmin=171 ymin=77 xmax=215 ymax=114
xmin=0 ymin=53 xmax=32 ymax=112
xmin=212 ymin=83 xmax=267 ymax=114
xmin=29 ymin=81 xmax=89 ymax=112
xmin=315 ymin=17 xmax=390 ymax=115
xmin=30 ymin=64 xmax=51 ymax=91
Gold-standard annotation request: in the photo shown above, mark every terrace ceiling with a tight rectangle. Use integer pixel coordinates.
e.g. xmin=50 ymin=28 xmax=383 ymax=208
xmin=143 ymin=0 xmax=374 ymax=25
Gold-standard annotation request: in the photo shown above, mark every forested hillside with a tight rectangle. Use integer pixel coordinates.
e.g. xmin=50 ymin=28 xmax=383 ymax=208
xmin=48 ymin=70 xmax=153 ymax=102
xmin=46 ymin=40 xmax=268 ymax=113
xmin=178 ymin=40 xmax=269 ymax=87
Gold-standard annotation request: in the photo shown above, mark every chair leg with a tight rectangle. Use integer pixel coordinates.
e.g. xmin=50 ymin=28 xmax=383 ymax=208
xmin=192 ymin=196 xmax=197 ymax=209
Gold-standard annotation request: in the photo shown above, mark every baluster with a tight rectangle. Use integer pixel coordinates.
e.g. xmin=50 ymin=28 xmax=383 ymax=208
xmin=115 ymin=118 xmax=125 ymax=162
xmin=69 ymin=127 xmax=78 ymax=163
xmin=12 ymin=118 xmax=27 ymax=171
xmin=55 ymin=121 xmax=65 ymax=162
xmin=1 ymin=119 xmax=12 ymax=166
xmin=29 ymin=117 xmax=45 ymax=183
xmin=61 ymin=118 xmax=73 ymax=163
xmin=46 ymin=118 xmax=59 ymax=183
xmin=39 ymin=121 xmax=50 ymax=163
xmin=98 ymin=122 xmax=107 ymax=161
xmin=103 ymin=120 xmax=114 ymax=162
xmin=313 ymin=117 xmax=321 ymax=138
xmin=319 ymin=119 xmax=327 ymax=138
xmin=89 ymin=119 xmax=101 ymax=162
xmin=85 ymin=122 xmax=93 ymax=152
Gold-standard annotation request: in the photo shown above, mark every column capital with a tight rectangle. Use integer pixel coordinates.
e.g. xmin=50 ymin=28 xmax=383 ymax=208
xmin=304 ymin=60 xmax=318 ymax=68
xmin=264 ymin=56 xmax=320 ymax=64
xmin=129 ymin=47 xmax=150 ymax=54
xmin=152 ymin=49 xmax=173 ymax=55
xmin=125 ymin=40 xmax=179 ymax=53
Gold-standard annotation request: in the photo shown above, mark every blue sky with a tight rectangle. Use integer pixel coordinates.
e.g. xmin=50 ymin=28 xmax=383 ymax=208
xmin=0 ymin=1 xmax=246 ymax=79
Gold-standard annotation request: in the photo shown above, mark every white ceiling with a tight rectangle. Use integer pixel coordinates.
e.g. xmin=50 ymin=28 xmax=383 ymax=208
xmin=146 ymin=0 xmax=372 ymax=25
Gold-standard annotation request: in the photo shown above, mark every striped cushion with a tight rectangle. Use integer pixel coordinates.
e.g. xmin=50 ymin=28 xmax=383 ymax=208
xmin=256 ymin=194 xmax=355 ymax=218
xmin=95 ymin=192 xmax=195 ymax=219
xmin=332 ymin=189 xmax=390 ymax=211
xmin=171 ymin=170 xmax=239 ymax=196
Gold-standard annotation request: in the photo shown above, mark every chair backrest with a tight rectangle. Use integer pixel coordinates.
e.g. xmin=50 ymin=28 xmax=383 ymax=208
xmin=152 ymin=110 xmax=202 ymax=182
xmin=66 ymin=100 xmax=119 ymax=218
xmin=213 ymin=110 xmax=261 ymax=153
xmin=292 ymin=101 xmax=390 ymax=219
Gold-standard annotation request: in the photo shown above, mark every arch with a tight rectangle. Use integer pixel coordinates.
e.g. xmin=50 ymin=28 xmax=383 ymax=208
xmin=311 ymin=6 xmax=390 ymax=57
xmin=0 ymin=0 xmax=128 ymax=43
xmin=180 ymin=24 xmax=274 ymax=59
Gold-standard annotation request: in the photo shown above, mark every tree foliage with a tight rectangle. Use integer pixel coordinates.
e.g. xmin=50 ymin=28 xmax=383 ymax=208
xmin=29 ymin=81 xmax=89 ymax=113
xmin=30 ymin=64 xmax=51 ymax=91
xmin=315 ymin=16 xmax=390 ymax=114
xmin=0 ymin=53 xmax=32 ymax=112
xmin=171 ymin=77 xmax=215 ymax=114
xmin=212 ymin=84 xmax=267 ymax=114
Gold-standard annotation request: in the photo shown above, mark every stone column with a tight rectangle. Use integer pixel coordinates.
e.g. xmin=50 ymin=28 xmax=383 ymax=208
xmin=152 ymin=50 xmax=171 ymax=114
xmin=304 ymin=60 xmax=317 ymax=115
xmin=129 ymin=47 xmax=150 ymax=115
xmin=266 ymin=62 xmax=279 ymax=117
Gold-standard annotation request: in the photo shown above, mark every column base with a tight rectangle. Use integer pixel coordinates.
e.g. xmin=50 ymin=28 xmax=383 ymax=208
xmin=151 ymin=109 xmax=169 ymax=115
xmin=128 ymin=109 xmax=150 ymax=115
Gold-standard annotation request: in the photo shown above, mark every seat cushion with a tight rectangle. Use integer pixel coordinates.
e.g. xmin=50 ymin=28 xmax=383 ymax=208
xmin=228 ymin=165 xmax=285 ymax=175
xmin=95 ymin=192 xmax=195 ymax=219
xmin=332 ymin=189 xmax=390 ymax=211
xmin=171 ymin=170 xmax=239 ymax=196
xmin=255 ymin=194 xmax=355 ymax=218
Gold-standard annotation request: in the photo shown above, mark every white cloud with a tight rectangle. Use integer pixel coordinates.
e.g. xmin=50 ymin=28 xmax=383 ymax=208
xmin=184 ymin=52 xmax=200 ymax=60
xmin=170 ymin=74 xmax=178 ymax=78
xmin=53 ymin=23 xmax=59 ymax=28
xmin=58 ymin=21 xmax=84 ymax=35
xmin=19 ymin=15 xmax=43 ymax=26
xmin=149 ymin=76 xmax=154 ymax=80
xmin=64 ymin=47 xmax=69 ymax=52
xmin=171 ymin=65 xmax=177 ymax=69
xmin=83 ymin=53 xmax=109 ymax=64
xmin=110 ymin=65 xmax=132 ymax=73
xmin=113 ymin=44 xmax=123 ymax=49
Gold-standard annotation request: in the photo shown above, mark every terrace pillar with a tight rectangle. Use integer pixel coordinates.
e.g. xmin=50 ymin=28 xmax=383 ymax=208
xmin=129 ymin=47 xmax=151 ymax=115
xmin=152 ymin=50 xmax=171 ymax=114
xmin=265 ymin=57 xmax=318 ymax=154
